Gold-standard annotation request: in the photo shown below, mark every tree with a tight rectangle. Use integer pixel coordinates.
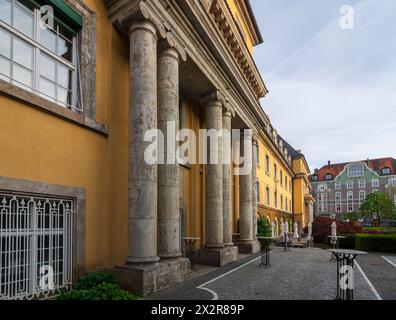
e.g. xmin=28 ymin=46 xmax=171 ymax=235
xmin=360 ymin=191 xmax=396 ymax=226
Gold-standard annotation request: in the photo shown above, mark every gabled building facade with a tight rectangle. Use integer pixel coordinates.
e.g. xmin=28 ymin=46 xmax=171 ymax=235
xmin=310 ymin=158 xmax=396 ymax=219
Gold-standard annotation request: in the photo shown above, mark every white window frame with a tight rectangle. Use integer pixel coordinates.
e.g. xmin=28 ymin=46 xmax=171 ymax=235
xmin=317 ymin=193 xmax=328 ymax=213
xmin=347 ymin=191 xmax=354 ymax=212
xmin=0 ymin=0 xmax=80 ymax=111
xmin=335 ymin=192 xmax=341 ymax=212
xmin=347 ymin=181 xmax=354 ymax=189
xmin=358 ymin=179 xmax=365 ymax=188
xmin=389 ymin=178 xmax=396 ymax=187
xmin=335 ymin=182 xmax=341 ymax=190
xmin=347 ymin=164 xmax=364 ymax=178
xmin=372 ymin=179 xmax=379 ymax=188
xmin=359 ymin=190 xmax=366 ymax=206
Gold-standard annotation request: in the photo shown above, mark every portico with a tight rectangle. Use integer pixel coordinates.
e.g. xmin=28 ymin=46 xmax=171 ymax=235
xmin=105 ymin=0 xmax=267 ymax=295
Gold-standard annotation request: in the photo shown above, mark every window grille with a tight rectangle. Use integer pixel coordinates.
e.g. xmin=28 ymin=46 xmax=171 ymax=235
xmin=0 ymin=192 xmax=74 ymax=300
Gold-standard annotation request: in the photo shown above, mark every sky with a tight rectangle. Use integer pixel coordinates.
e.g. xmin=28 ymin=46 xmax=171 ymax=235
xmin=251 ymin=0 xmax=396 ymax=171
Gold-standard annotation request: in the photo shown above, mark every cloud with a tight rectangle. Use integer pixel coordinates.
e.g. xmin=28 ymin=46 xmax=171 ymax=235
xmin=252 ymin=0 xmax=396 ymax=171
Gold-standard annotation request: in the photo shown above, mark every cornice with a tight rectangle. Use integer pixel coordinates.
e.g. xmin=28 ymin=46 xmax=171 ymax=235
xmin=206 ymin=0 xmax=267 ymax=99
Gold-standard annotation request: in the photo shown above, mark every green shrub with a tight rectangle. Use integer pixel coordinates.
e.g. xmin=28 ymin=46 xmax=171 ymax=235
xmin=355 ymin=234 xmax=396 ymax=253
xmin=57 ymin=272 xmax=140 ymax=300
xmin=339 ymin=234 xmax=356 ymax=249
xmin=362 ymin=227 xmax=396 ymax=234
xmin=74 ymin=272 xmax=117 ymax=290
xmin=257 ymin=217 xmax=271 ymax=237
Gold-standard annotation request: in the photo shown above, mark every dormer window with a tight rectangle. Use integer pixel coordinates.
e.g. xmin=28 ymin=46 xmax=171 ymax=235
xmin=325 ymin=173 xmax=333 ymax=181
xmin=311 ymin=175 xmax=318 ymax=182
xmin=382 ymin=167 xmax=391 ymax=175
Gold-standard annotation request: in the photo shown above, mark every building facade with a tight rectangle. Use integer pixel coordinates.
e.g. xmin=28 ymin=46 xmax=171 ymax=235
xmin=255 ymin=134 xmax=313 ymax=238
xmin=0 ymin=0 xmax=312 ymax=298
xmin=310 ymin=158 xmax=396 ymax=219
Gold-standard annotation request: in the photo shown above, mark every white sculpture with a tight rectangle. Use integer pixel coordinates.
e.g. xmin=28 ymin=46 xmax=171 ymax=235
xmin=307 ymin=222 xmax=313 ymax=240
xmin=293 ymin=222 xmax=299 ymax=239
xmin=271 ymin=222 xmax=275 ymax=238
xmin=280 ymin=222 xmax=285 ymax=240
xmin=284 ymin=222 xmax=289 ymax=234
xmin=331 ymin=221 xmax=337 ymax=238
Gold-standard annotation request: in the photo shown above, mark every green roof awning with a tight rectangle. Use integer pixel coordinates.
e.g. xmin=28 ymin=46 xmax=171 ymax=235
xmin=34 ymin=0 xmax=83 ymax=32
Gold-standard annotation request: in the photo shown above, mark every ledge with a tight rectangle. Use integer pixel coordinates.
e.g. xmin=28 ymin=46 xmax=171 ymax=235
xmin=0 ymin=80 xmax=108 ymax=136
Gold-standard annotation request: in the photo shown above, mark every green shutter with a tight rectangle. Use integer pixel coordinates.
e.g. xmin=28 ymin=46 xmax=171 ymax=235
xmin=33 ymin=0 xmax=83 ymax=32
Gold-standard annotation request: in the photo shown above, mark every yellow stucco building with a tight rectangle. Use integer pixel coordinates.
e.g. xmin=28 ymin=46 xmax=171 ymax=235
xmin=0 ymin=0 xmax=312 ymax=298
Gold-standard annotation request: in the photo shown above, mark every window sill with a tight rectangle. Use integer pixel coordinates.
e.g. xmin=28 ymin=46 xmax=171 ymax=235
xmin=0 ymin=80 xmax=108 ymax=136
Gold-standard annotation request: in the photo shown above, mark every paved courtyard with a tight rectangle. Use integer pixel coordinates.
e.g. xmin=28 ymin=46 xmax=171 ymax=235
xmin=147 ymin=248 xmax=396 ymax=300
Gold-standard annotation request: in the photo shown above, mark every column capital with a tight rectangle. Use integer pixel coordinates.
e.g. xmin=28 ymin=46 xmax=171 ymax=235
xmin=223 ymin=99 xmax=236 ymax=117
xmin=158 ymin=41 xmax=180 ymax=62
xmin=202 ymin=90 xmax=224 ymax=107
xmin=128 ymin=20 xmax=158 ymax=40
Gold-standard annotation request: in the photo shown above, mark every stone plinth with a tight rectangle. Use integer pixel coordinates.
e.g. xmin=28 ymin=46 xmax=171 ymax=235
xmin=110 ymin=258 xmax=190 ymax=296
xmin=236 ymin=240 xmax=260 ymax=254
xmin=188 ymin=246 xmax=238 ymax=267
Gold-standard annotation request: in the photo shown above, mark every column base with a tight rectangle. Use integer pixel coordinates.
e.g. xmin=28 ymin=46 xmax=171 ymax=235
xmin=109 ymin=258 xmax=191 ymax=297
xmin=236 ymin=240 xmax=260 ymax=254
xmin=188 ymin=246 xmax=238 ymax=267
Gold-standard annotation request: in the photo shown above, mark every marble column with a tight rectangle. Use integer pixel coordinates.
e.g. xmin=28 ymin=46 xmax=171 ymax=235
xmin=127 ymin=21 xmax=159 ymax=264
xmin=239 ymin=130 xmax=253 ymax=242
xmin=157 ymin=45 xmax=181 ymax=259
xmin=237 ymin=130 xmax=260 ymax=254
xmin=204 ymin=93 xmax=224 ymax=248
xmin=252 ymin=138 xmax=258 ymax=239
xmin=222 ymin=110 xmax=233 ymax=246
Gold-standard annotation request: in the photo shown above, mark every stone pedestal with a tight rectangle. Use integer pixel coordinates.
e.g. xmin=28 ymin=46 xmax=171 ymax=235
xmin=188 ymin=246 xmax=238 ymax=267
xmin=110 ymin=258 xmax=190 ymax=296
xmin=236 ymin=240 xmax=260 ymax=254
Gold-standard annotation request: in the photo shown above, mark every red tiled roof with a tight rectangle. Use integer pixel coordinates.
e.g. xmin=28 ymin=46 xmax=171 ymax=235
xmin=309 ymin=157 xmax=396 ymax=181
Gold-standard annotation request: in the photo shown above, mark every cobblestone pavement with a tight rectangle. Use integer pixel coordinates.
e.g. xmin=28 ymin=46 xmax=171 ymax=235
xmin=147 ymin=248 xmax=385 ymax=300
xmin=356 ymin=252 xmax=396 ymax=300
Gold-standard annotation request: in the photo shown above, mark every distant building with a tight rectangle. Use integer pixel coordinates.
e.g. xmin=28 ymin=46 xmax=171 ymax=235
xmin=309 ymin=158 xmax=396 ymax=219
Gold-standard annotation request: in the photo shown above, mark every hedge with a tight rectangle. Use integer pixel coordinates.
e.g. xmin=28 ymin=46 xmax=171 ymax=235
xmin=339 ymin=234 xmax=356 ymax=249
xmin=355 ymin=234 xmax=396 ymax=253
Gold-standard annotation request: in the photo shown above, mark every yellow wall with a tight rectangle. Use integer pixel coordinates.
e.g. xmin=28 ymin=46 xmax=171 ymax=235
xmin=0 ymin=0 xmax=131 ymax=269
xmin=180 ymin=100 xmax=205 ymax=249
xmin=292 ymin=158 xmax=312 ymax=227
xmin=256 ymin=138 xmax=293 ymax=214
xmin=226 ymin=0 xmax=255 ymax=52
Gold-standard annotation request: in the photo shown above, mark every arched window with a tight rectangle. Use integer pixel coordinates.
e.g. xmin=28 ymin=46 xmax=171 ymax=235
xmin=347 ymin=191 xmax=354 ymax=212
xmin=266 ymin=187 xmax=270 ymax=206
xmin=335 ymin=192 xmax=341 ymax=212
xmin=359 ymin=190 xmax=366 ymax=206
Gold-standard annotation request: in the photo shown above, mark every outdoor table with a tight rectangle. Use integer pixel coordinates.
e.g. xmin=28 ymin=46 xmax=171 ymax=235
xmin=257 ymin=237 xmax=274 ymax=267
xmin=328 ymin=236 xmax=346 ymax=261
xmin=328 ymin=249 xmax=367 ymax=300
xmin=181 ymin=237 xmax=200 ymax=256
